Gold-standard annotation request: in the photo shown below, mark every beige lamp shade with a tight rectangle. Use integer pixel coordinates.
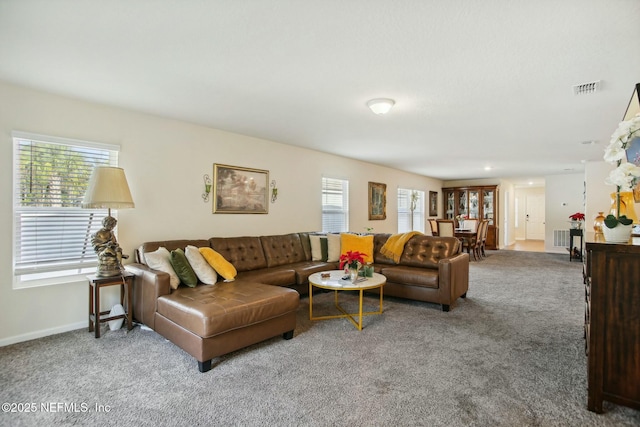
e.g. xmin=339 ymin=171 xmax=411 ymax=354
xmin=82 ymin=166 xmax=135 ymax=210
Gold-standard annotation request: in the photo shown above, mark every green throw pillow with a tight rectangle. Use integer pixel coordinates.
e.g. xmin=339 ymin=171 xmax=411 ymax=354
xmin=320 ymin=236 xmax=329 ymax=262
xmin=170 ymin=248 xmax=198 ymax=287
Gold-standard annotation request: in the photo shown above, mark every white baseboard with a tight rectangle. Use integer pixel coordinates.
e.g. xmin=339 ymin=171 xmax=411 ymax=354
xmin=0 ymin=321 xmax=86 ymax=347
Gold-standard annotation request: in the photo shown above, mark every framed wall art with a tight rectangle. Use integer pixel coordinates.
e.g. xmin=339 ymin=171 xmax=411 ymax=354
xmin=429 ymin=191 xmax=438 ymax=216
xmin=213 ymin=164 xmax=269 ymax=214
xmin=368 ymin=182 xmax=386 ymax=220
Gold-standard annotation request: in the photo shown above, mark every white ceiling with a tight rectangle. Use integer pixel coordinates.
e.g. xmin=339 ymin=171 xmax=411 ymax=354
xmin=1 ymin=1 xmax=639 ymax=187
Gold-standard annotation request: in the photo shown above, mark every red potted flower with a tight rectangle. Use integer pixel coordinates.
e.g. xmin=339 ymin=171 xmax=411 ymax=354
xmin=569 ymin=212 xmax=585 ymax=229
xmin=339 ymin=250 xmax=368 ymax=282
xmin=339 ymin=250 xmax=367 ymax=270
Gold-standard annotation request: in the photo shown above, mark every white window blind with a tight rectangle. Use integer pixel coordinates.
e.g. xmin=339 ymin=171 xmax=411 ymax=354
xmin=13 ymin=132 xmax=119 ymax=279
xmin=398 ymin=188 xmax=425 ymax=233
xmin=322 ymin=177 xmax=349 ymax=232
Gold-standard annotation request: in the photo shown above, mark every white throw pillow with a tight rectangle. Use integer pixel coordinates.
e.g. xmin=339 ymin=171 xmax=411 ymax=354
xmin=144 ymin=247 xmax=180 ymax=290
xmin=185 ymin=245 xmax=218 ymax=285
xmin=310 ymin=235 xmax=322 ymax=261
xmin=326 ymin=234 xmax=341 ymax=262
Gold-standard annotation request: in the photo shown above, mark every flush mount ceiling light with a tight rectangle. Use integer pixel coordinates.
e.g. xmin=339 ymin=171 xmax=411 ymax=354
xmin=367 ymin=98 xmax=395 ymax=115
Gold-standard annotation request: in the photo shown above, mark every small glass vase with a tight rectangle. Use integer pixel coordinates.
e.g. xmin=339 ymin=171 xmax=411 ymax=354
xmin=348 ymin=267 xmax=359 ymax=283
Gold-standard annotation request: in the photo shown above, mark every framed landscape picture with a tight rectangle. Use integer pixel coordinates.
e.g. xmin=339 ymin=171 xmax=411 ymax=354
xmin=213 ymin=164 xmax=269 ymax=214
xmin=368 ymin=182 xmax=386 ymax=220
xmin=429 ymin=191 xmax=438 ymax=216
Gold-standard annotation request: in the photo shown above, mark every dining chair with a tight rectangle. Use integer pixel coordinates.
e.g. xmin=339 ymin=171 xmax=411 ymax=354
xmin=428 ymin=219 xmax=439 ymax=236
xmin=479 ymin=219 xmax=489 ymax=257
xmin=436 ymin=219 xmax=455 ymax=237
xmin=463 ymin=225 xmax=480 ymax=260
xmin=464 ymin=219 xmax=478 ymax=232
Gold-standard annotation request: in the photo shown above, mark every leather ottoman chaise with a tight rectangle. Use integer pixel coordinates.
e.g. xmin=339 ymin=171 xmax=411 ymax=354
xmin=155 ymin=280 xmax=298 ymax=373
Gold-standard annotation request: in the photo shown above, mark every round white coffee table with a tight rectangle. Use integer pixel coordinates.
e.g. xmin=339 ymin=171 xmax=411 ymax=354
xmin=308 ymin=270 xmax=386 ymax=331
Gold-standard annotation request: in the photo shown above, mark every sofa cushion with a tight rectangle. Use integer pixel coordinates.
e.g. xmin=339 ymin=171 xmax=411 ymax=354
xmin=156 ymin=281 xmax=299 ymax=338
xmin=372 ymin=234 xmax=395 ymax=265
xmin=298 ymin=232 xmax=313 ymax=261
xmin=142 ymin=239 xmax=211 ymax=259
xmin=380 ymin=265 xmax=439 ymax=289
xmin=170 ymin=248 xmax=198 ymax=287
xmin=260 ymin=233 xmax=307 ymax=267
xmin=399 ymin=236 xmax=461 ymax=269
xmin=236 ymin=267 xmax=296 ymax=286
xmin=144 ymin=247 xmax=180 ymax=290
xmin=291 ymin=261 xmax=339 ymax=285
xmin=185 ymin=245 xmax=218 ymax=285
xmin=209 ymin=236 xmax=267 ymax=272
xmin=340 ymin=233 xmax=374 ymax=264
xmin=199 ymin=247 xmax=237 ymax=281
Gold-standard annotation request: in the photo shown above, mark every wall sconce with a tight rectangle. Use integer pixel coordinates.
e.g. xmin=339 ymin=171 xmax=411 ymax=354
xmin=202 ymin=174 xmax=212 ymax=202
xmin=270 ymin=180 xmax=278 ymax=203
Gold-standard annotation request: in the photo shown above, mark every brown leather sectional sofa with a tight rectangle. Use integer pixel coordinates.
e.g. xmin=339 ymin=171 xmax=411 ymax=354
xmin=125 ymin=232 xmax=469 ymax=372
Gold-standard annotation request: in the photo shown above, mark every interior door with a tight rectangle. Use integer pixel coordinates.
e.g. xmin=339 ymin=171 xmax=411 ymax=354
xmin=525 ymin=194 xmax=545 ymax=240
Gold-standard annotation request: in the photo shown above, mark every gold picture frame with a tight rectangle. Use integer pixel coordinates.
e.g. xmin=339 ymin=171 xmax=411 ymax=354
xmin=213 ymin=164 xmax=269 ymax=214
xmin=368 ymin=182 xmax=386 ymax=220
xmin=623 ymin=83 xmax=640 ymax=202
xmin=429 ymin=191 xmax=438 ymax=216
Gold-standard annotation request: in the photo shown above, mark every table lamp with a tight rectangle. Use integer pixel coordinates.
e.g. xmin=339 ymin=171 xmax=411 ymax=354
xmin=82 ymin=167 xmax=135 ymax=276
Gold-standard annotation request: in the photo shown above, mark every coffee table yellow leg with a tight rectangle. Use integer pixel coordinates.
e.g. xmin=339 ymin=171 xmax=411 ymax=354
xmin=308 ymin=273 xmax=386 ymax=331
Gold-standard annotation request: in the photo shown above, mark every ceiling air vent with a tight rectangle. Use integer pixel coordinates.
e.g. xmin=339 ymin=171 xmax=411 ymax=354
xmin=573 ymin=80 xmax=601 ymax=95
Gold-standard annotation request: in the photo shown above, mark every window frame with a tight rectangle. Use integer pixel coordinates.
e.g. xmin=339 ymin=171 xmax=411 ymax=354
xmin=397 ymin=188 xmax=425 ymax=233
xmin=321 ymin=176 xmax=349 ymax=233
xmin=12 ymin=131 xmax=120 ymax=289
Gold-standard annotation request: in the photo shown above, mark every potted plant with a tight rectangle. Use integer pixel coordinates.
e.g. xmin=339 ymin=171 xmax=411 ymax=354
xmin=339 ymin=250 xmax=367 ymax=282
xmin=602 ymin=113 xmax=640 ymax=242
xmin=568 ymin=212 xmax=585 ymax=229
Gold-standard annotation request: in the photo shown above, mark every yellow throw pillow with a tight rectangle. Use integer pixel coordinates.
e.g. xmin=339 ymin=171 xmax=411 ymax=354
xmin=199 ymin=247 xmax=237 ymax=281
xmin=340 ymin=233 xmax=374 ymax=264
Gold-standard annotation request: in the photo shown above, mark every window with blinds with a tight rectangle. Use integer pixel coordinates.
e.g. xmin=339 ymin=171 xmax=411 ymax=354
xmin=13 ymin=132 xmax=119 ymax=285
xmin=398 ymin=188 xmax=425 ymax=233
xmin=322 ymin=177 xmax=349 ymax=233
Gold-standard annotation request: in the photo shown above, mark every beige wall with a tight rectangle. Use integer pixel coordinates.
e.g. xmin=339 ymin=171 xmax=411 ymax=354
xmin=0 ymin=81 xmax=442 ymax=345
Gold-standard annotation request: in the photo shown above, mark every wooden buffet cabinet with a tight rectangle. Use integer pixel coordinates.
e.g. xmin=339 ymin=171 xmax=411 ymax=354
xmin=443 ymin=185 xmax=499 ymax=249
xmin=585 ymin=236 xmax=640 ymax=413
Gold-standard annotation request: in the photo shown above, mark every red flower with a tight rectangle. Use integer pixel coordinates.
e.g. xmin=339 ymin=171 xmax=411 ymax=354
xmin=569 ymin=212 xmax=585 ymax=221
xmin=339 ymin=250 xmax=367 ymax=270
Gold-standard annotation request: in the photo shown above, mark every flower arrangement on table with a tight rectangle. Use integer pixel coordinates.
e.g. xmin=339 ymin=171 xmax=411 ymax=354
xmin=339 ymin=250 xmax=367 ymax=270
xmin=568 ymin=212 xmax=585 ymax=229
xmin=603 ymin=113 xmax=640 ymax=229
xmin=569 ymin=212 xmax=585 ymax=221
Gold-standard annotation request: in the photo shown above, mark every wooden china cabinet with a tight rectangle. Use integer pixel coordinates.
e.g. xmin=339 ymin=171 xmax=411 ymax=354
xmin=443 ymin=185 xmax=499 ymax=249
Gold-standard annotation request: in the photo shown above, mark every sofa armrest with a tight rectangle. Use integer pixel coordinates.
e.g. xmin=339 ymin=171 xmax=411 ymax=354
xmin=125 ymin=263 xmax=172 ymax=330
xmin=438 ymin=253 xmax=470 ymax=304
